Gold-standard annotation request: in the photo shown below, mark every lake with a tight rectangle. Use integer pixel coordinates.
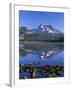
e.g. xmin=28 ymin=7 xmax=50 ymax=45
xmin=19 ymin=42 xmax=64 ymax=79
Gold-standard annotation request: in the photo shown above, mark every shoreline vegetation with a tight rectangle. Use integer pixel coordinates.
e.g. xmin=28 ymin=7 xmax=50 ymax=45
xmin=20 ymin=39 xmax=64 ymax=43
xmin=20 ymin=41 xmax=64 ymax=44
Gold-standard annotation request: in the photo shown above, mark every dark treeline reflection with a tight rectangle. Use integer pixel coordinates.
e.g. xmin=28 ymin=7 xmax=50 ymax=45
xmin=19 ymin=41 xmax=64 ymax=79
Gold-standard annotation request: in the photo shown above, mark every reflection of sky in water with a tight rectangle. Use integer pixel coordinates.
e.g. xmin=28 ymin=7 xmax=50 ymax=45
xmin=19 ymin=43 xmax=64 ymax=79
xmin=19 ymin=51 xmax=64 ymax=66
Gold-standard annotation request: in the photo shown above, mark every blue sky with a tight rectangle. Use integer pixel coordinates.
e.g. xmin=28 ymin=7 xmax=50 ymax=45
xmin=19 ymin=10 xmax=64 ymax=32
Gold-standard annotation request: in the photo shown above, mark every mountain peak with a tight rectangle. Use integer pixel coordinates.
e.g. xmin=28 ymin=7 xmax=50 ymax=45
xmin=38 ymin=24 xmax=63 ymax=34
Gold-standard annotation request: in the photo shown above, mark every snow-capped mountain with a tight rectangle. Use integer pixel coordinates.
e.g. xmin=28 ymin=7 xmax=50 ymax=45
xmin=37 ymin=24 xmax=63 ymax=34
xmin=19 ymin=24 xmax=64 ymax=42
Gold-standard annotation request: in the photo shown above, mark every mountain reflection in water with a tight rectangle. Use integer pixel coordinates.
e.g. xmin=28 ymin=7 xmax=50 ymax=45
xmin=19 ymin=42 xmax=64 ymax=79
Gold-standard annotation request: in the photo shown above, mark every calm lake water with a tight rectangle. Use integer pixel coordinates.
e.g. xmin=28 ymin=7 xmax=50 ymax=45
xmin=19 ymin=42 xmax=64 ymax=79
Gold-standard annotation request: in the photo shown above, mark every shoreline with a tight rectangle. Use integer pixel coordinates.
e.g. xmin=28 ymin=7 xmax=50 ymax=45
xmin=20 ymin=41 xmax=64 ymax=44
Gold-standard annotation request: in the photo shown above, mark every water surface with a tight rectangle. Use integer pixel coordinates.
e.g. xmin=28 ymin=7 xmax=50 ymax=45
xmin=19 ymin=42 xmax=64 ymax=79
